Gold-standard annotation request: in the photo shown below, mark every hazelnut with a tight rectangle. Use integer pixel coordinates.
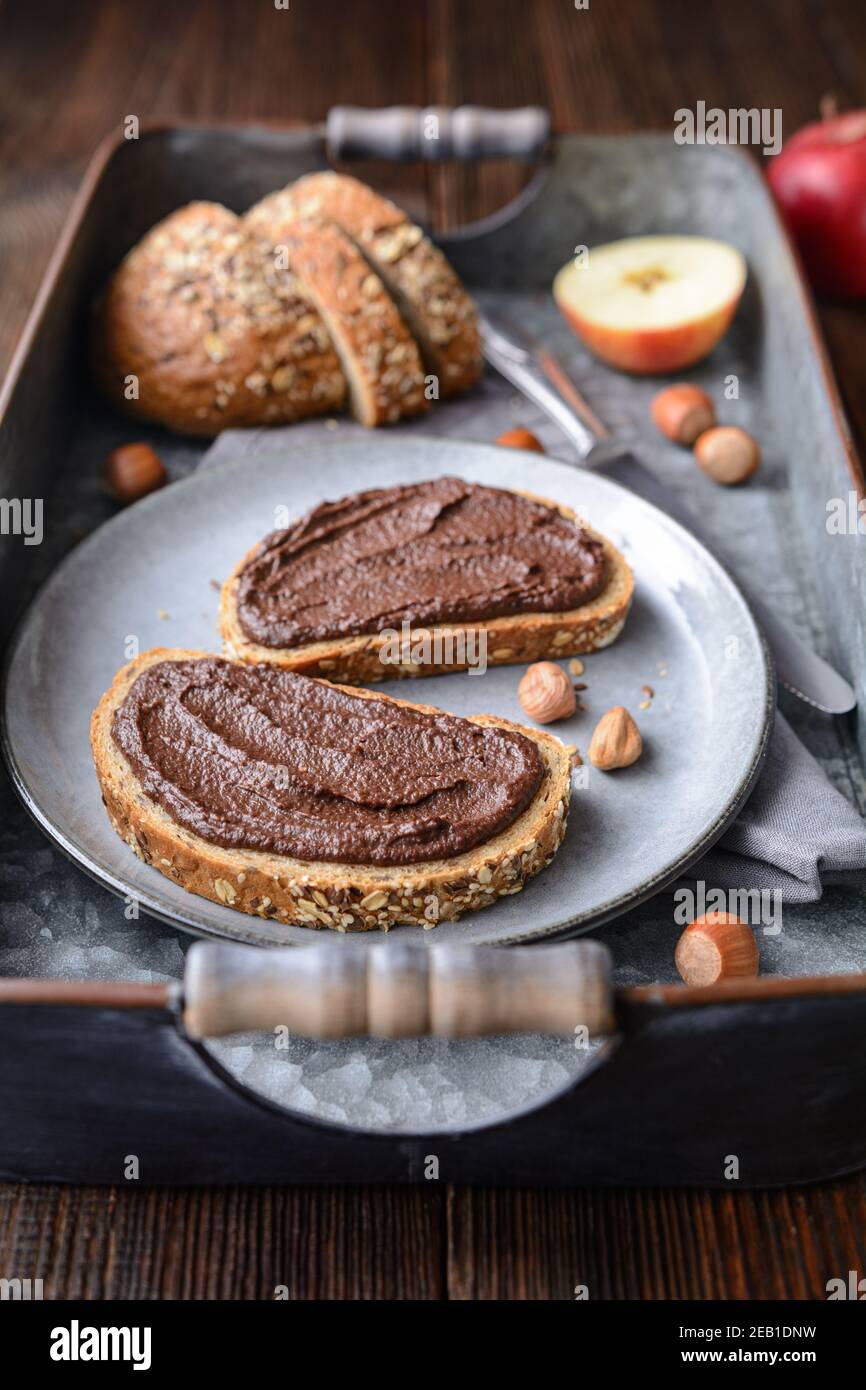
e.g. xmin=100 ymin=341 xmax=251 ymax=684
xmin=675 ymin=912 xmax=759 ymax=986
xmin=518 ymin=661 xmax=576 ymax=724
xmin=587 ymin=706 xmax=642 ymax=770
xmin=104 ymin=443 xmax=167 ymax=504
xmin=694 ymin=426 xmax=759 ymax=485
xmin=651 ymin=384 xmax=715 ymax=446
xmin=496 ymin=428 xmax=545 ymax=453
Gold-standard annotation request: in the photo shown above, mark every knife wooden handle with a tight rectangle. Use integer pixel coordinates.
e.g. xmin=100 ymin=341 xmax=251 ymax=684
xmin=325 ymin=105 xmax=550 ymax=163
xmin=183 ymin=940 xmax=614 ymax=1040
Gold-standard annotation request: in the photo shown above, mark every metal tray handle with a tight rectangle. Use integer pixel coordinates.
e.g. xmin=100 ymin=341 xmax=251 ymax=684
xmin=183 ymin=940 xmax=614 ymax=1040
xmin=325 ymin=104 xmax=551 ymax=162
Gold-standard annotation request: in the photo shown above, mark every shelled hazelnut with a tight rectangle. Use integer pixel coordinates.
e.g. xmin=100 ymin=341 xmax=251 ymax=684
xmin=587 ymin=706 xmax=642 ymax=770
xmin=518 ymin=661 xmax=576 ymax=723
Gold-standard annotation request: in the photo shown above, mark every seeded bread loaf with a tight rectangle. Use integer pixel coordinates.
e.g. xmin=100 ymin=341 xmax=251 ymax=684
xmin=93 ymin=177 xmax=483 ymax=437
xmin=92 ymin=202 xmax=346 ymax=437
xmin=247 ymin=171 xmax=483 ymax=398
xmin=261 ymin=215 xmax=429 ymax=426
xmin=220 ymin=487 xmax=634 ymax=682
xmin=91 ymin=648 xmax=572 ymax=933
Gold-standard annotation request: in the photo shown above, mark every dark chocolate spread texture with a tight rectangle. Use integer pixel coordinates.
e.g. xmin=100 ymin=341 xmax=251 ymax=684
xmin=235 ymin=476 xmax=607 ymax=648
xmin=112 ymin=658 xmax=545 ymax=865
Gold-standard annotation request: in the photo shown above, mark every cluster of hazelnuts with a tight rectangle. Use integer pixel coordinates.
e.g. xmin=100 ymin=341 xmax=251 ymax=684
xmin=497 ymin=391 xmax=760 ymax=488
xmin=104 ymin=387 xmax=759 ymax=507
xmin=650 ymin=384 xmax=760 ymax=485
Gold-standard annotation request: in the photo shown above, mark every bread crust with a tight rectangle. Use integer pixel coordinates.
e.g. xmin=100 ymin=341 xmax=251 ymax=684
xmin=220 ymin=489 xmax=634 ymax=681
xmin=263 ymin=215 xmax=429 ymax=426
xmin=91 ymin=649 xmax=572 ymax=932
xmin=247 ymin=172 xmax=483 ymax=398
xmin=91 ymin=202 xmax=346 ymax=437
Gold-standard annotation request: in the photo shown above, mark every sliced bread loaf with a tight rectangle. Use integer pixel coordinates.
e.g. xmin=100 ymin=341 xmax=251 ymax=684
xmin=247 ymin=171 xmax=483 ymax=398
xmin=260 ymin=215 xmax=429 ymax=426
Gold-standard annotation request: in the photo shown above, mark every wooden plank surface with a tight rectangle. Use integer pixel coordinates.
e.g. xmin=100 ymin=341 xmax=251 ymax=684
xmin=2 ymin=1176 xmax=866 ymax=1300
xmin=2 ymin=0 xmax=866 ymax=1299
xmin=0 ymin=1184 xmax=445 ymax=1299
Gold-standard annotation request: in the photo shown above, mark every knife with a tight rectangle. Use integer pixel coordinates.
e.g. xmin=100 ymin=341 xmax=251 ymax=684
xmin=480 ymin=313 xmax=856 ymax=715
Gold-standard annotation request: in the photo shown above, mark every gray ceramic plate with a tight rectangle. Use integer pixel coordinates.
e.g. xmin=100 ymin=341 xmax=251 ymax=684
xmin=2 ymin=436 xmax=773 ymax=947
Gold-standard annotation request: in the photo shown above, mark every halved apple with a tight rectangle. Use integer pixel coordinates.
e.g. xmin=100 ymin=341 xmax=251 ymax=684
xmin=553 ymin=235 xmax=747 ymax=374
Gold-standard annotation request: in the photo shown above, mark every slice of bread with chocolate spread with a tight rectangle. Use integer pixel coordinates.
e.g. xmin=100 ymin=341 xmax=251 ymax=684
xmin=220 ymin=477 xmax=633 ymax=682
xmin=91 ymin=648 xmax=572 ymax=932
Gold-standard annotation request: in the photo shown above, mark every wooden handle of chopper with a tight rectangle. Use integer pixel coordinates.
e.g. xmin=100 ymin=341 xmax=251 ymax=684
xmin=183 ymin=941 xmax=614 ymax=1041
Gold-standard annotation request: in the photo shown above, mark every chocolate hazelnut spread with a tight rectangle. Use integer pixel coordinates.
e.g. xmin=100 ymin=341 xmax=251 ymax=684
xmin=235 ymin=477 xmax=607 ymax=649
xmin=112 ymin=658 xmax=545 ymax=865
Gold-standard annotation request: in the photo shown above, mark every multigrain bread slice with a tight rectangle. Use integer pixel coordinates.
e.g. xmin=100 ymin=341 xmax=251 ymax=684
xmin=91 ymin=648 xmax=572 ymax=932
xmin=247 ymin=172 xmax=483 ymax=398
xmin=260 ymin=216 xmax=429 ymax=426
xmin=91 ymin=202 xmax=346 ymax=437
xmin=220 ymin=488 xmax=634 ymax=683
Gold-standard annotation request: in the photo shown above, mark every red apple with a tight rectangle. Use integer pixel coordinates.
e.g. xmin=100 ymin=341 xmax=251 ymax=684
xmin=553 ymin=236 xmax=746 ymax=375
xmin=768 ymin=109 xmax=866 ymax=300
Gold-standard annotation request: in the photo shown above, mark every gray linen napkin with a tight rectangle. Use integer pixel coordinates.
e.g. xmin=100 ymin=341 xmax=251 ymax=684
xmin=696 ymin=711 xmax=866 ymax=902
xmin=200 ymin=423 xmax=866 ymax=904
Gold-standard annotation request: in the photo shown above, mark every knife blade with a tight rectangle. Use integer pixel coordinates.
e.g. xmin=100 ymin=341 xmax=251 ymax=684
xmin=480 ymin=313 xmax=856 ymax=715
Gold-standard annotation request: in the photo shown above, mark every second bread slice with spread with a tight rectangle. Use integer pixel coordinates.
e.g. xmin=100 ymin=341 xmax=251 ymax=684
xmin=220 ymin=476 xmax=634 ymax=682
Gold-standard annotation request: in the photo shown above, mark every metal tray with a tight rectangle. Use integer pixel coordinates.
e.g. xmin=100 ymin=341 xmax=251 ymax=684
xmin=1 ymin=117 xmax=865 ymax=1178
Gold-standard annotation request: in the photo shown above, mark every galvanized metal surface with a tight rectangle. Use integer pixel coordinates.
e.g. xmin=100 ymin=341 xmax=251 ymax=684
xmin=1 ymin=127 xmax=864 ymax=1137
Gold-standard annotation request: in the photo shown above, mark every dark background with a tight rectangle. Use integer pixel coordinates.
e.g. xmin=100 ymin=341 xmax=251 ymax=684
xmin=2 ymin=0 xmax=866 ymax=1299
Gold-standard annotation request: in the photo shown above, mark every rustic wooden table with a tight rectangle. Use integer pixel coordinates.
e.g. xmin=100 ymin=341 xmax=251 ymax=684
xmin=2 ymin=0 xmax=866 ymax=1300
